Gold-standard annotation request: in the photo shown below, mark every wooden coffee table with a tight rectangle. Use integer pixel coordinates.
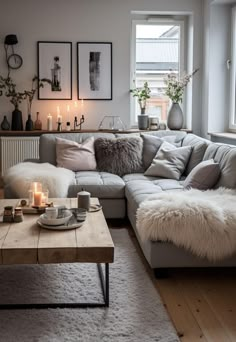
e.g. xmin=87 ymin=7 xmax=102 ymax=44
xmin=0 ymin=198 xmax=114 ymax=309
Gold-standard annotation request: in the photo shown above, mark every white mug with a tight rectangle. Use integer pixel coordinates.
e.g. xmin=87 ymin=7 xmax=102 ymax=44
xmin=45 ymin=207 xmax=58 ymax=220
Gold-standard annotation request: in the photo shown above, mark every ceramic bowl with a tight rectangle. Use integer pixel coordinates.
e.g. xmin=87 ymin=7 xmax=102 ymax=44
xmin=39 ymin=209 xmax=72 ymax=226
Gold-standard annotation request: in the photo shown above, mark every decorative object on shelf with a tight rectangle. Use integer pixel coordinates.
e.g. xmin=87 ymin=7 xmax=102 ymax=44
xmin=25 ymin=114 xmax=34 ymax=131
xmin=12 ymin=106 xmax=23 ymax=130
xmin=159 ymin=122 xmax=167 ymax=130
xmin=149 ymin=117 xmax=159 ymax=130
xmin=57 ymin=122 xmax=62 ymax=131
xmin=47 ymin=113 xmax=53 ymax=131
xmin=138 ymin=115 xmax=149 ymax=130
xmin=74 ymin=115 xmax=85 ymax=130
xmin=98 ymin=115 xmax=125 ymax=131
xmin=1 ymin=115 xmax=10 ymax=130
xmin=38 ymin=41 xmax=72 ymax=99
xmin=131 ymin=81 xmax=151 ymax=130
xmin=77 ymin=42 xmax=112 ymax=100
xmin=4 ymin=34 xmax=23 ymax=74
xmin=34 ymin=111 xmax=42 ymax=130
xmin=164 ymin=69 xmax=199 ymax=130
xmin=131 ymin=81 xmax=151 ymax=115
xmin=66 ymin=122 xmax=71 ymax=131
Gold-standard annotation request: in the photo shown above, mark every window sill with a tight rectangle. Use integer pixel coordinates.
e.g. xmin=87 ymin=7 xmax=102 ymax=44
xmin=208 ymin=132 xmax=236 ymax=140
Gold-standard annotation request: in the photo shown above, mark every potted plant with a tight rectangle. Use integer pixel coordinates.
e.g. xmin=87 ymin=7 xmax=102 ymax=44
xmin=131 ymin=81 xmax=151 ymax=114
xmin=164 ymin=69 xmax=199 ymax=130
xmin=131 ymin=81 xmax=151 ymax=130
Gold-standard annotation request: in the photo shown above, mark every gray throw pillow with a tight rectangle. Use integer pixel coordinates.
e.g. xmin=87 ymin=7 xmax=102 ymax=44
xmin=141 ymin=134 xmax=184 ymax=170
xmin=144 ymin=141 xmax=192 ymax=180
xmin=95 ymin=136 xmax=143 ymax=176
xmin=183 ymin=159 xmax=221 ymax=190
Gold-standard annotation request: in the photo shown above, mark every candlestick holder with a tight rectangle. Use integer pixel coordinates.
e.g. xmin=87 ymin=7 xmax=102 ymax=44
xmin=57 ymin=122 xmax=62 ymax=131
xmin=74 ymin=115 xmax=85 ymax=130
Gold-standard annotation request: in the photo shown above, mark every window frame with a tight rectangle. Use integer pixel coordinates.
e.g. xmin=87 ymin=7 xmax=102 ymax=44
xmin=229 ymin=6 xmax=236 ymax=131
xmin=130 ymin=18 xmax=185 ymax=127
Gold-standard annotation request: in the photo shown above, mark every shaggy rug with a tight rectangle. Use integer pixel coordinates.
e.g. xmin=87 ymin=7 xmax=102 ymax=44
xmin=0 ymin=229 xmax=179 ymax=342
xmin=4 ymin=162 xmax=75 ymax=198
xmin=137 ymin=187 xmax=236 ymax=261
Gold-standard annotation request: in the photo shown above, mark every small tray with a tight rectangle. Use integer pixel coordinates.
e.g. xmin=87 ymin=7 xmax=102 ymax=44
xmin=89 ymin=204 xmax=102 ymax=212
xmin=17 ymin=203 xmax=47 ymax=214
xmin=37 ymin=219 xmax=83 ymax=231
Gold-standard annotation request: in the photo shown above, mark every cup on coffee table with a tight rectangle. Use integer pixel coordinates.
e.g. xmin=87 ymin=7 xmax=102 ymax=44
xmin=45 ymin=207 xmax=58 ymax=220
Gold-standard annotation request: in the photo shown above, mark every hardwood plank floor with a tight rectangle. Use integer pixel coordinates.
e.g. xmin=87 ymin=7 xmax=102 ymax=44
xmin=108 ymin=219 xmax=236 ymax=342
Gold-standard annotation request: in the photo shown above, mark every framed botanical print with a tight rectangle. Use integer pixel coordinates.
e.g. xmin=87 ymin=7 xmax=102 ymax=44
xmin=77 ymin=42 xmax=112 ymax=100
xmin=37 ymin=41 xmax=72 ymax=100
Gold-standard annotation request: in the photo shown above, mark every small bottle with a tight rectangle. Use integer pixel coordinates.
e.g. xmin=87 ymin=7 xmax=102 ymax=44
xmin=66 ymin=121 xmax=71 ymax=131
xmin=34 ymin=112 xmax=42 ymax=130
xmin=3 ymin=206 xmax=14 ymax=222
xmin=14 ymin=207 xmax=24 ymax=222
xmin=1 ymin=115 xmax=10 ymax=130
xmin=25 ymin=114 xmax=34 ymax=131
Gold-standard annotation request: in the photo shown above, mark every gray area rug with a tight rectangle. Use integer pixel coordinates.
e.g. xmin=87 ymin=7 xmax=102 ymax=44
xmin=0 ymin=229 xmax=179 ymax=342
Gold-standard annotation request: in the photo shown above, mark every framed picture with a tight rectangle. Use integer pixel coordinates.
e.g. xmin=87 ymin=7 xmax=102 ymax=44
xmin=77 ymin=42 xmax=112 ymax=100
xmin=37 ymin=41 xmax=72 ymax=100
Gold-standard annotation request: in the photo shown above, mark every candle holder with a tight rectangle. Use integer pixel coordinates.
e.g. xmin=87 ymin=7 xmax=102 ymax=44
xmin=74 ymin=115 xmax=85 ymax=130
xmin=30 ymin=182 xmax=42 ymax=207
xmin=57 ymin=121 xmax=62 ymax=131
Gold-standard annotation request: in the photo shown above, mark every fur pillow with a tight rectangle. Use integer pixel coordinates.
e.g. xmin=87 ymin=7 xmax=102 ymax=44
xmin=95 ymin=137 xmax=143 ymax=176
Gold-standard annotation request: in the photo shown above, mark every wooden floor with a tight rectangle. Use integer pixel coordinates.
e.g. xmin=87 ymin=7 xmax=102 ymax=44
xmin=108 ymin=219 xmax=236 ymax=342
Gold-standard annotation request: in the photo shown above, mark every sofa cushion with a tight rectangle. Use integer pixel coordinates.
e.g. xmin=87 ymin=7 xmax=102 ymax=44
xmin=56 ymin=137 xmax=97 ymax=171
xmin=182 ymin=134 xmax=210 ymax=174
xmin=144 ymin=141 xmax=192 ymax=180
xmin=67 ymin=171 xmax=125 ymax=198
xmin=183 ymin=159 xmax=221 ymax=190
xmin=95 ymin=136 xmax=143 ymax=176
xmin=141 ymin=134 xmax=184 ymax=170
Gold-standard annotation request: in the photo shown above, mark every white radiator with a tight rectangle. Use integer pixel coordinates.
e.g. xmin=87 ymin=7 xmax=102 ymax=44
xmin=0 ymin=136 xmax=40 ymax=175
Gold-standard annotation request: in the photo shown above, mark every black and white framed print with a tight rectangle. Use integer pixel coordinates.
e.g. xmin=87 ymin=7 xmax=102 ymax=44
xmin=37 ymin=41 xmax=72 ymax=100
xmin=77 ymin=42 xmax=112 ymax=100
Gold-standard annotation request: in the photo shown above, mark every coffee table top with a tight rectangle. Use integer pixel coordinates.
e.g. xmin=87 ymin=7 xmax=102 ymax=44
xmin=0 ymin=198 xmax=114 ymax=265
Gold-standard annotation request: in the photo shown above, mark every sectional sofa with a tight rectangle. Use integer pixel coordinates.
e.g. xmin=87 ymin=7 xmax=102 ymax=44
xmin=4 ymin=130 xmax=236 ymax=270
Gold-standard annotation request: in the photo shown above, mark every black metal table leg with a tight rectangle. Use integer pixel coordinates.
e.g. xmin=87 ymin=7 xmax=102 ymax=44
xmin=0 ymin=263 xmax=110 ymax=310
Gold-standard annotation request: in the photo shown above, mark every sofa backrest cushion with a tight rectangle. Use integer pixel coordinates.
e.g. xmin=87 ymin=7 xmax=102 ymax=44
xmin=95 ymin=136 xmax=143 ymax=176
xmin=39 ymin=132 xmax=115 ymax=165
xmin=183 ymin=159 xmax=221 ymax=190
xmin=144 ymin=141 xmax=192 ymax=180
xmin=56 ymin=136 xmax=97 ymax=171
xmin=141 ymin=133 xmax=185 ymax=170
xmin=182 ymin=134 xmax=210 ymax=175
xmin=203 ymin=144 xmax=236 ymax=188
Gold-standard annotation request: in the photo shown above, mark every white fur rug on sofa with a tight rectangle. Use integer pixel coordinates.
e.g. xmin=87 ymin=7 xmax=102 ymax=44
xmin=4 ymin=162 xmax=75 ymax=198
xmin=137 ymin=188 xmax=236 ymax=261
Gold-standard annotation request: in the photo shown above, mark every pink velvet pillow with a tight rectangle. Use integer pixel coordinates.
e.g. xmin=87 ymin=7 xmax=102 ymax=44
xmin=56 ymin=137 xmax=97 ymax=171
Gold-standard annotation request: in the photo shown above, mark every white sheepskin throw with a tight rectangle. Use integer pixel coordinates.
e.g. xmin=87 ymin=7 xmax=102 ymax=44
xmin=4 ymin=162 xmax=75 ymax=198
xmin=137 ymin=188 xmax=236 ymax=261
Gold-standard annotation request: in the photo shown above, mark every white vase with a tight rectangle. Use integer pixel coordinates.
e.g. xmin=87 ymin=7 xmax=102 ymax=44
xmin=167 ymin=103 xmax=183 ymax=130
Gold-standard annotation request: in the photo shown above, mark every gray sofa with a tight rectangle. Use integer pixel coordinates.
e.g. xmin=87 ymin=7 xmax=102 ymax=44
xmin=4 ymin=130 xmax=236 ymax=269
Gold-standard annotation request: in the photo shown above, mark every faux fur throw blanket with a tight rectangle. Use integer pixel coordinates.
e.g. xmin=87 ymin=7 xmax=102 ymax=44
xmin=137 ymin=188 xmax=236 ymax=261
xmin=4 ymin=162 xmax=75 ymax=198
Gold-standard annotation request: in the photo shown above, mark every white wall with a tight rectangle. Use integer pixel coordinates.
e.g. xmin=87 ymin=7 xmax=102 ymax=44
xmin=0 ymin=0 xmax=203 ymax=131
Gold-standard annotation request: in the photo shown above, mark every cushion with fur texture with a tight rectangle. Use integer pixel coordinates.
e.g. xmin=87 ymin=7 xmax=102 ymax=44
xmin=56 ymin=136 xmax=97 ymax=171
xmin=183 ymin=159 xmax=220 ymax=190
xmin=4 ymin=162 xmax=75 ymax=198
xmin=95 ymin=137 xmax=143 ymax=176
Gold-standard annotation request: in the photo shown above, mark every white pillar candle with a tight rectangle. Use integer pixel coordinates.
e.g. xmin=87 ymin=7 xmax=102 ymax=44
xmin=47 ymin=113 xmax=53 ymax=131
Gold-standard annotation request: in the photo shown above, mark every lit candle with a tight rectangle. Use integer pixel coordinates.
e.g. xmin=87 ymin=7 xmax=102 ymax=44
xmin=34 ymin=192 xmax=42 ymax=206
xmin=67 ymin=104 xmax=70 ymax=122
xmin=56 ymin=105 xmax=60 ymax=116
xmin=57 ymin=114 xmax=62 ymax=123
xmin=81 ymin=99 xmax=84 ymax=114
xmin=47 ymin=113 xmax=53 ymax=131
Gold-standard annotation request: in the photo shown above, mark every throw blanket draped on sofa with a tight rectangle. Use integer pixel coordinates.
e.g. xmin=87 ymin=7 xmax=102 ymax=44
xmin=137 ymin=188 xmax=236 ymax=261
xmin=4 ymin=162 xmax=75 ymax=198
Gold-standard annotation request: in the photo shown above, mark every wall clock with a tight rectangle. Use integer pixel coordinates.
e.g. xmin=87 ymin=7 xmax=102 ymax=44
xmin=7 ymin=54 xmax=23 ymax=69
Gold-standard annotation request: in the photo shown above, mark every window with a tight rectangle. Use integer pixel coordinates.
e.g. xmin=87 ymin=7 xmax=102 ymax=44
xmin=229 ymin=6 xmax=236 ymax=130
xmin=131 ymin=19 xmax=184 ymax=126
